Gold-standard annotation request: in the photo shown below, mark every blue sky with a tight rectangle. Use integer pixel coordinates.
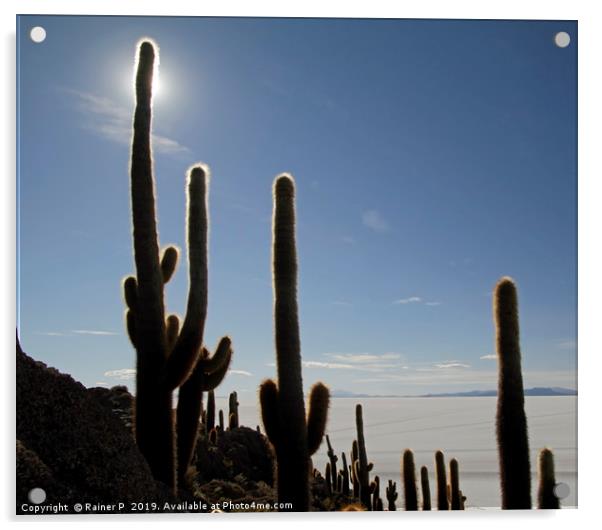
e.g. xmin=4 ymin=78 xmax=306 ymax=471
xmin=16 ymin=16 xmax=577 ymax=397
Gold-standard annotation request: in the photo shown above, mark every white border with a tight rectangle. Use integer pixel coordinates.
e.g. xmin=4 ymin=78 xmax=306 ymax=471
xmin=3 ymin=2 xmax=600 ymax=530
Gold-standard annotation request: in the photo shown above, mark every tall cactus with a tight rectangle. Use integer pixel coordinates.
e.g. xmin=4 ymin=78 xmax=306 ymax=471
xmin=259 ymin=174 xmax=330 ymax=511
xmin=420 ymin=466 xmax=431 ymax=511
xmin=402 ymin=449 xmax=418 ymax=511
xmin=494 ymin=277 xmax=532 ymax=509
xmin=355 ymin=404 xmax=374 ymax=510
xmin=537 ymin=448 xmax=560 ymax=509
xmin=350 ymin=440 xmax=360 ymax=498
xmin=435 ymin=450 xmax=449 ymax=510
xmin=125 ymin=40 xmax=231 ymax=491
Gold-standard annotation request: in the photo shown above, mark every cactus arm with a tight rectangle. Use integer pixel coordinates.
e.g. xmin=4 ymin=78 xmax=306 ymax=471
xmin=449 ymin=458 xmax=461 ymax=509
xmin=306 ymin=383 xmax=330 ymax=456
xmin=123 ymin=276 xmax=138 ymax=310
xmin=494 ymin=277 xmax=532 ymax=509
xmin=199 ymin=344 xmax=232 ymax=391
xmin=199 ymin=336 xmax=233 ymax=373
xmin=164 ymin=166 xmax=210 ymax=390
xmin=160 ymin=246 xmax=179 ymax=283
xmin=125 ymin=310 xmax=137 ymax=348
xmin=259 ymin=379 xmax=280 ymax=445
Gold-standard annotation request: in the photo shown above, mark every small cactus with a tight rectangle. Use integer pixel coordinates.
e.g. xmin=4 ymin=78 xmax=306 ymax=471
xmin=218 ymin=409 xmax=224 ymax=431
xmin=325 ymin=463 xmax=333 ymax=496
xmin=385 ymin=480 xmax=398 ymax=511
xmin=449 ymin=458 xmax=462 ymax=510
xmin=402 ymin=449 xmax=418 ymax=511
xmin=371 ymin=475 xmax=381 ymax=511
xmin=206 ymin=390 xmax=215 ymax=431
xmin=259 ymin=174 xmax=330 ymax=511
xmin=420 ymin=466 xmax=431 ymax=511
xmin=494 ymin=277 xmax=532 ymax=509
xmin=340 ymin=452 xmax=350 ymax=496
xmin=537 ymin=448 xmax=560 ymax=509
xmin=435 ymin=450 xmax=449 ymax=510
xmin=228 ymin=391 xmax=239 ymax=429
xmin=325 ymin=435 xmax=338 ymax=492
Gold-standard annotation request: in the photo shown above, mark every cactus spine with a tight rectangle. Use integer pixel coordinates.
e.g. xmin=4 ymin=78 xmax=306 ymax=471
xmin=125 ymin=41 xmax=231 ymax=491
xmin=537 ymin=448 xmax=560 ymax=509
xmin=449 ymin=458 xmax=461 ymax=510
xmin=402 ymin=449 xmax=418 ymax=511
xmin=259 ymin=174 xmax=330 ymax=511
xmin=420 ymin=466 xmax=431 ymax=511
xmin=494 ymin=277 xmax=532 ymax=509
xmin=386 ymin=480 xmax=398 ymax=511
xmin=435 ymin=450 xmax=449 ymax=510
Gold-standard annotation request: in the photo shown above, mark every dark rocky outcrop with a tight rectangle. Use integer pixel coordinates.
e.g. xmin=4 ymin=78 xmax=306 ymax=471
xmin=16 ymin=340 xmax=166 ymax=512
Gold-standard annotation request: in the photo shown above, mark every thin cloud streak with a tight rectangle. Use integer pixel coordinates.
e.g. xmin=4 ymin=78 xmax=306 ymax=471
xmin=104 ymin=368 xmax=136 ymax=380
xmin=65 ymin=88 xmax=189 ymax=155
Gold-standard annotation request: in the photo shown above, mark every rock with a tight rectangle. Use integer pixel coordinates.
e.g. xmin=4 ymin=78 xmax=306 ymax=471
xmin=16 ymin=339 xmax=165 ymax=509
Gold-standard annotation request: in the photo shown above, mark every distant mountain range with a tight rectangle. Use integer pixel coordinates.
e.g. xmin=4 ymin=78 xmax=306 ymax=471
xmin=331 ymin=387 xmax=577 ymax=398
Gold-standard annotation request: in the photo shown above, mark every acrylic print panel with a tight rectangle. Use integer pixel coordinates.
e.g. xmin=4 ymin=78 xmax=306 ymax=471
xmin=16 ymin=16 xmax=577 ymax=514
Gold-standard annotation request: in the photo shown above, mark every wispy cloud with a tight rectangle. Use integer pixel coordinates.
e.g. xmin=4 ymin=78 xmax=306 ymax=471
xmin=303 ymin=361 xmax=356 ymax=370
xmin=65 ymin=88 xmax=189 ymax=155
xmin=362 ymin=210 xmax=389 ymax=233
xmin=342 ymin=236 xmax=356 ymax=245
xmin=72 ymin=329 xmax=119 ymax=336
xmin=480 ymin=354 xmax=497 ymax=361
xmin=331 ymin=300 xmax=353 ymax=307
xmin=36 ymin=329 xmax=119 ymax=337
xmin=230 ymin=370 xmax=253 ymax=377
xmin=326 ymin=353 xmax=401 ymax=364
xmin=433 ymin=362 xmax=471 ymax=369
xmin=425 ymin=301 xmax=442 ymax=306
xmin=393 ymin=296 xmax=422 ymax=305
xmin=104 ymin=368 xmax=136 ymax=380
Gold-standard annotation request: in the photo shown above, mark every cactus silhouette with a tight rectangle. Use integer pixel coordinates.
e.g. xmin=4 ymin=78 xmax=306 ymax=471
xmin=325 ymin=435 xmax=338 ymax=492
xmin=355 ymin=404 xmax=374 ymax=510
xmin=385 ymin=479 xmax=398 ymax=511
xmin=340 ymin=452 xmax=350 ymax=496
xmin=228 ymin=391 xmax=239 ymax=429
xmin=449 ymin=458 xmax=462 ymax=510
xmin=175 ymin=338 xmax=232 ymax=484
xmin=259 ymin=174 xmax=330 ymax=511
xmin=325 ymin=463 xmax=333 ymax=496
xmin=494 ymin=277 xmax=532 ymax=509
xmin=537 ymin=448 xmax=560 ymax=509
xmin=371 ymin=475 xmax=382 ymax=511
xmin=402 ymin=449 xmax=418 ymax=511
xmin=420 ymin=466 xmax=431 ymax=511
xmin=218 ymin=409 xmax=224 ymax=431
xmin=350 ymin=440 xmax=360 ymax=498
xmin=206 ymin=390 xmax=215 ymax=431
xmin=124 ymin=40 xmax=231 ymax=492
xmin=435 ymin=450 xmax=449 ymax=510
